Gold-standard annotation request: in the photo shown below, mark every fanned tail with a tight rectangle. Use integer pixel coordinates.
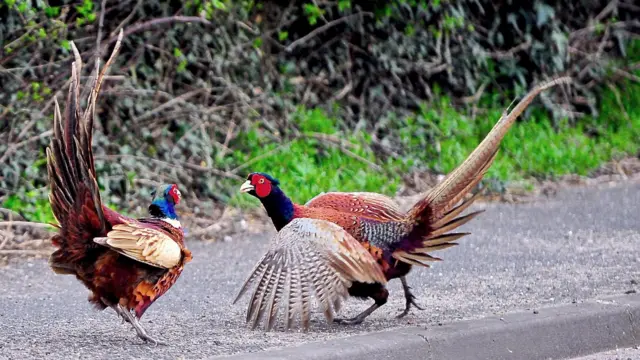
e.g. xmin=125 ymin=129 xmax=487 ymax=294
xmin=47 ymin=31 xmax=124 ymax=266
xmin=393 ymin=76 xmax=572 ymax=266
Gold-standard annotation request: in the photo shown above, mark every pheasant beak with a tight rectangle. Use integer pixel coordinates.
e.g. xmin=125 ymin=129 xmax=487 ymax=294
xmin=240 ymin=180 xmax=254 ymax=193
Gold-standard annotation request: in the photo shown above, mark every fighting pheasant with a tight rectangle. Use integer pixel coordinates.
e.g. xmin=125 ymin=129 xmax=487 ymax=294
xmin=47 ymin=32 xmax=192 ymax=345
xmin=234 ymin=76 xmax=571 ymax=331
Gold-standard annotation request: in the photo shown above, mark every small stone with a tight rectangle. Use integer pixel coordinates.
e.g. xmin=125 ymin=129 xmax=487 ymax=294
xmin=533 ymin=310 xmax=539 ymax=314
xmin=223 ymin=236 xmax=232 ymax=242
xmin=625 ymin=289 xmax=637 ymax=294
xmin=631 ymin=279 xmax=638 ymax=285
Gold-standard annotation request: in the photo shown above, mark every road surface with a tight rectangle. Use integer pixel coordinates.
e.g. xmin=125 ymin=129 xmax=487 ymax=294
xmin=572 ymin=346 xmax=640 ymax=359
xmin=1 ymin=181 xmax=639 ymax=359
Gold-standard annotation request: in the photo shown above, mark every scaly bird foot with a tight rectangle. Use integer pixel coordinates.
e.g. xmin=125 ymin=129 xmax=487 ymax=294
xmin=396 ymin=292 xmax=424 ymax=319
xmin=397 ymin=277 xmax=424 ymax=319
xmin=334 ymin=303 xmax=381 ymax=325
xmin=333 ymin=316 xmax=365 ymax=325
xmin=135 ymin=331 xmax=167 ymax=346
xmin=117 ymin=304 xmax=168 ymax=346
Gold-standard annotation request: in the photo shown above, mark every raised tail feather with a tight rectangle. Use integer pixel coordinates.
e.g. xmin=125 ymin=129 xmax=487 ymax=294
xmin=393 ymin=76 xmax=572 ymax=266
xmin=46 ymin=31 xmax=123 ymax=257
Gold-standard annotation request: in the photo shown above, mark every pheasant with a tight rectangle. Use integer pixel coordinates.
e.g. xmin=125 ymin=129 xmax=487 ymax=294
xmin=47 ymin=32 xmax=192 ymax=345
xmin=234 ymin=76 xmax=571 ymax=331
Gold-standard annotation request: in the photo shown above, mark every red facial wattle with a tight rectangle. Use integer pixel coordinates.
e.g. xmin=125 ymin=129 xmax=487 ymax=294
xmin=169 ymin=185 xmax=181 ymax=204
xmin=253 ymin=176 xmax=272 ymax=198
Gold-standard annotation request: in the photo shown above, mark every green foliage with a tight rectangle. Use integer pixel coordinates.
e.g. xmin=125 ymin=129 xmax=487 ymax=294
xmin=3 ymin=191 xmax=55 ymax=224
xmin=173 ymin=47 xmax=188 ymax=73
xmin=225 ymin=108 xmax=405 ymax=207
xmin=1 ymin=0 xmax=638 ymax=221
xmin=400 ymin=77 xmax=640 ymax=183
xmin=225 ymin=77 xmax=639 ymax=208
xmin=75 ymin=0 xmax=96 ymax=26
xmin=338 ymin=0 xmax=351 ymax=12
xmin=303 ymin=3 xmax=325 ymax=25
xmin=44 ymin=6 xmax=60 ymax=18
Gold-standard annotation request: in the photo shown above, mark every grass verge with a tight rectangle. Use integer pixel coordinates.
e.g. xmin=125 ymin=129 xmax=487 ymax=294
xmin=225 ymin=76 xmax=640 ymax=208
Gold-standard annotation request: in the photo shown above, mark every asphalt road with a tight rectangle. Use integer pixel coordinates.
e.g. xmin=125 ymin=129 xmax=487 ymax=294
xmin=572 ymin=346 xmax=640 ymax=360
xmin=1 ymin=181 xmax=639 ymax=359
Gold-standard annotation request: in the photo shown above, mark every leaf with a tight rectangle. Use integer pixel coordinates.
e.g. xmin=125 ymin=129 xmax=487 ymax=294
xmin=535 ymin=2 xmax=555 ymax=27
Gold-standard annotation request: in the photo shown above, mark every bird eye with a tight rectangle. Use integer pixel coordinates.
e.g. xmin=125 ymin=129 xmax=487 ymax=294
xmin=259 ymin=178 xmax=265 ymax=184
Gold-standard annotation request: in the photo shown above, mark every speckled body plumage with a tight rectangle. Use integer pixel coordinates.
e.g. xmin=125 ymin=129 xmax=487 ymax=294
xmin=293 ymin=203 xmax=413 ymax=276
xmin=254 ymin=190 xmax=413 ymax=274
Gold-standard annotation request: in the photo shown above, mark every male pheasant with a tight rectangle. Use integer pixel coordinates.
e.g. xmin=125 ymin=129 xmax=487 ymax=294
xmin=233 ymin=76 xmax=571 ymax=331
xmin=47 ymin=32 xmax=192 ymax=344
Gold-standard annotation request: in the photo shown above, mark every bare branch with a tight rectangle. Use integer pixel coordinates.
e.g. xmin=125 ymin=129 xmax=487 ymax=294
xmin=285 ymin=12 xmax=373 ymax=52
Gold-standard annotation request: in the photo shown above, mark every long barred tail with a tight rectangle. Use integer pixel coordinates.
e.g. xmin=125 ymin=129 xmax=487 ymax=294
xmin=392 ymin=76 xmax=572 ymax=266
xmin=46 ymin=31 xmax=123 ymax=266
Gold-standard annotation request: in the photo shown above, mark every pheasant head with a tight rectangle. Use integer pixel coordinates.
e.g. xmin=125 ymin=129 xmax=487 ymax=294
xmin=240 ymin=172 xmax=294 ymax=230
xmin=149 ymin=183 xmax=182 ymax=227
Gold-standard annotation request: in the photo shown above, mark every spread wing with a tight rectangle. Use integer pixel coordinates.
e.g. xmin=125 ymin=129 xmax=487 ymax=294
xmin=93 ymin=223 xmax=183 ymax=269
xmin=233 ymin=217 xmax=387 ymax=331
xmin=305 ymin=192 xmax=405 ymax=222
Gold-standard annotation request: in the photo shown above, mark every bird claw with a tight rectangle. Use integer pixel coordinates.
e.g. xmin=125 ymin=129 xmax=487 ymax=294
xmin=396 ymin=300 xmax=424 ymax=319
xmin=333 ymin=317 xmax=364 ymax=325
xmin=137 ymin=332 xmax=167 ymax=346
xmin=397 ymin=282 xmax=424 ymax=319
xmin=115 ymin=304 xmax=168 ymax=346
xmin=131 ymin=323 xmax=168 ymax=346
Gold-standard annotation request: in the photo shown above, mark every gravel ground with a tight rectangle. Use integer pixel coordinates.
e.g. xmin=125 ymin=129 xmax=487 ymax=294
xmin=0 ymin=180 xmax=639 ymax=359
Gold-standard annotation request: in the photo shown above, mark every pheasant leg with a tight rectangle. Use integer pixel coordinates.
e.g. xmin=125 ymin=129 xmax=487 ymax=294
xmin=396 ymin=276 xmax=424 ymax=319
xmin=334 ymin=303 xmax=381 ymax=325
xmin=335 ymin=283 xmax=388 ymax=325
xmin=117 ymin=304 xmax=167 ymax=346
xmin=111 ymin=304 xmax=127 ymax=324
xmin=102 ymin=297 xmax=128 ymax=325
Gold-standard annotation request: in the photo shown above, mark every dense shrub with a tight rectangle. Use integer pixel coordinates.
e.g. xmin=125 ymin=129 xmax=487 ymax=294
xmin=0 ymin=0 xmax=638 ymax=220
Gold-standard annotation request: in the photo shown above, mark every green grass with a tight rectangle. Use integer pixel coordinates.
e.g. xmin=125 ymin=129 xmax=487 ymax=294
xmin=224 ymin=108 xmax=407 ymax=207
xmin=3 ymin=190 xmax=55 ymax=224
xmin=225 ymin=76 xmax=640 ymax=208
xmin=414 ymin=79 xmax=640 ymax=182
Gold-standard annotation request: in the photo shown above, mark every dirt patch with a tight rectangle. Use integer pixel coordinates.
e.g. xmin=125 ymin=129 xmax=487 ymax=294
xmin=0 ymin=223 xmax=53 ymax=266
